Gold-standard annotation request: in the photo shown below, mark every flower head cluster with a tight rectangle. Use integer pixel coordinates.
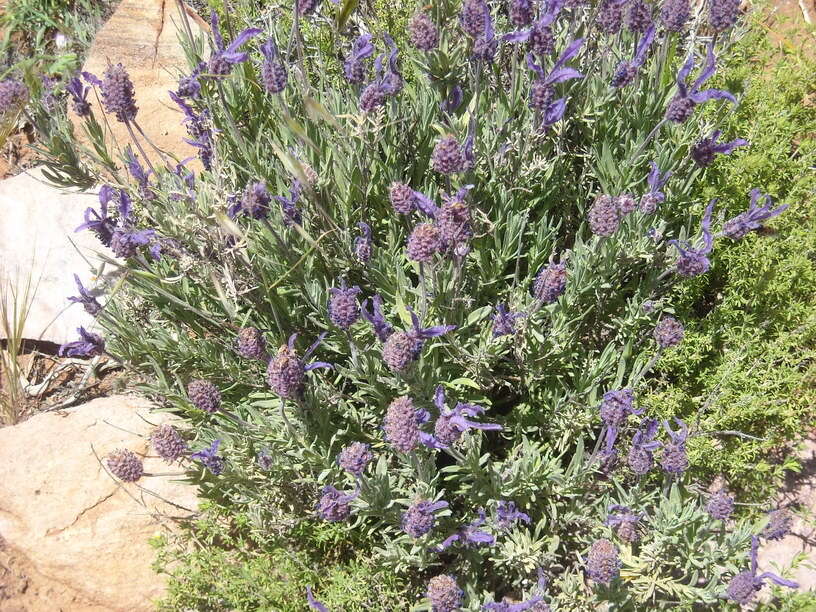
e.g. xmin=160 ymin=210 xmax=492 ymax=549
xmin=337 ymin=442 xmax=373 ymax=476
xmin=191 ymin=439 xmax=225 ymax=474
xmin=207 ymin=13 xmax=261 ymax=77
xmin=599 ymin=389 xmax=641 ymax=433
xmin=187 ymin=379 xmax=221 ymax=413
xmin=344 ymin=34 xmax=374 ymax=83
xmin=585 ymin=538 xmax=621 ymax=586
xmin=611 ymin=25 xmax=656 ymax=88
xmin=434 ymin=508 xmax=495 ymax=551
xmin=524 ymin=40 xmax=585 ymax=130
xmin=260 ymin=39 xmax=288 ymax=94
xmin=505 ymin=0 xmax=562 ymax=56
xmin=588 ymin=195 xmax=620 ymax=236
xmin=274 ymin=180 xmax=303 ymax=226
xmin=169 ymin=92 xmax=214 ymax=170
xmin=66 ymin=75 xmax=91 ymax=116
xmin=438 ymin=186 xmax=474 ymax=256
xmin=59 ymin=327 xmax=105 ymax=358
xmin=597 ymin=0 xmax=627 ymax=33
xmin=666 ymin=43 xmax=735 ymax=123
xmin=654 ymin=316 xmax=684 ymax=348
xmin=432 ymin=136 xmax=467 ymax=175
xmin=625 ymin=0 xmax=653 ymax=32
xmin=660 ymin=0 xmax=690 ymax=31
xmin=381 ymin=307 xmax=455 ymax=372
xmin=359 ymin=35 xmax=402 ymax=111
xmin=354 ymin=222 xmax=372 ymax=264
xmin=660 ymin=418 xmax=690 ymax=474
xmin=670 ymin=200 xmax=715 ymax=277
xmin=266 ymin=333 xmax=331 ymax=399
xmin=106 ymin=448 xmax=143 ymax=482
xmin=229 ymin=180 xmax=271 ymax=220
xmin=492 ymin=304 xmax=525 ymax=338
xmin=236 ymin=327 xmax=268 ymax=360
xmin=176 ymin=62 xmax=205 ymax=98
xmin=605 ymin=505 xmax=644 ymax=543
xmin=706 ymin=488 xmax=735 ymax=520
xmin=428 ymin=574 xmax=463 ymax=612
xmin=409 ymin=13 xmax=439 ymax=51
xmin=407 ymin=222 xmax=443 ymax=262
xmin=495 ymin=500 xmax=531 ymax=530
xmin=100 ymin=63 xmax=138 ymax=123
xmin=726 ymin=536 xmax=798 ymax=604
xmin=402 ymin=500 xmax=449 ymax=537
xmin=639 ymin=161 xmax=672 ymax=213
xmin=383 ymin=396 xmax=429 ymax=452
xmin=0 ymin=77 xmax=28 ymax=115
xmin=68 ymin=274 xmax=102 ymax=316
xmin=761 ymin=509 xmax=793 ymax=541
xmin=460 ymin=0 xmax=489 ymax=37
xmin=533 ymin=260 xmax=568 ymax=304
xmin=316 ymin=484 xmax=360 ymax=521
xmin=421 ymin=386 xmax=502 ymax=449
xmin=723 ymin=189 xmax=788 ymax=240
xmin=628 ymin=417 xmax=661 ymax=475
xmin=150 ymin=424 xmax=188 ymax=462
xmin=328 ymin=281 xmax=362 ymax=329
xmin=691 ymin=130 xmax=748 ymax=167
xmin=710 ymin=0 xmax=741 ymax=31
xmin=361 ymin=294 xmax=395 ymax=341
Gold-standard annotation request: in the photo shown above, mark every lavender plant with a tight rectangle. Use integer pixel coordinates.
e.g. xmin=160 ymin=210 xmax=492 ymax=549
xmin=28 ymin=0 xmax=801 ymax=608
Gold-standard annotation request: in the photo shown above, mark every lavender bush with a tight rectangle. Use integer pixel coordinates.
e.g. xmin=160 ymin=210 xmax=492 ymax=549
xmin=27 ymin=0 xmax=801 ymax=608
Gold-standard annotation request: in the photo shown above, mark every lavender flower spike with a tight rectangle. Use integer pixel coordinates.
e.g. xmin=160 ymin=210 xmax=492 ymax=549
xmin=403 ymin=499 xmax=449 ymax=537
xmin=525 ymin=38 xmax=585 ymax=129
xmin=316 ymin=484 xmax=360 ymax=522
xmin=354 ymin=222 xmax=372 ymax=264
xmin=274 ymin=180 xmax=303 ymax=226
xmin=191 ymin=439 xmax=225 ymax=475
xmin=691 ymin=130 xmax=748 ymax=167
xmin=639 ymin=161 xmax=672 ymax=214
xmin=260 ymin=39 xmax=288 ymax=94
xmin=344 ymin=34 xmax=374 ymax=84
xmin=726 ymin=536 xmax=799 ymax=605
xmin=361 ymin=294 xmax=395 ymax=341
xmin=381 ymin=307 xmax=455 ymax=372
xmin=266 ymin=333 xmax=332 ymax=399
xmin=628 ymin=417 xmax=661 ymax=475
xmin=492 ymin=303 xmax=525 ymax=338
xmin=660 ymin=417 xmax=690 ymax=474
xmin=66 ymin=76 xmax=91 ymax=116
xmin=434 ymin=508 xmax=496 ymax=551
xmin=59 ymin=327 xmax=105 ymax=357
xmin=504 ymin=0 xmax=563 ymax=52
xmin=207 ymin=13 xmax=262 ymax=77
xmin=723 ymin=188 xmax=788 ymax=240
xmin=421 ymin=386 xmax=502 ymax=449
xmin=76 ymin=186 xmax=116 ymax=247
xmin=495 ymin=500 xmax=531 ymax=530
xmin=68 ymin=275 xmax=102 ymax=316
xmin=666 ymin=42 xmax=737 ymax=123
xmin=306 ymin=587 xmax=329 ymax=611
xmin=611 ymin=24 xmax=656 ymax=88
xmin=670 ymin=200 xmax=715 ymax=277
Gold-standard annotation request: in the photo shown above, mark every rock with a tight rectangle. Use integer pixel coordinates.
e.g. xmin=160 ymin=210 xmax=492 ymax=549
xmin=757 ymin=434 xmax=816 ymax=599
xmin=0 ymin=395 xmax=198 ymax=611
xmin=71 ymin=0 xmax=207 ymax=166
xmin=0 ymin=167 xmax=113 ymax=345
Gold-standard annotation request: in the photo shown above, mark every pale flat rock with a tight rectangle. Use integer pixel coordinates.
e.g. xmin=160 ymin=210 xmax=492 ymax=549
xmin=0 ymin=167 xmax=116 ymax=345
xmin=72 ymin=0 xmax=206 ymax=166
xmin=757 ymin=434 xmax=816 ymax=600
xmin=0 ymin=395 xmax=198 ymax=611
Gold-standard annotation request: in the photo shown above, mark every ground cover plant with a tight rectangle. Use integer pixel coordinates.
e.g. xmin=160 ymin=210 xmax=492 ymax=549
xmin=3 ymin=0 xmax=814 ymax=608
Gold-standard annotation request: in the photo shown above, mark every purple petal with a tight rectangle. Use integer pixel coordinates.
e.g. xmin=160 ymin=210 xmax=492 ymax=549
xmin=503 ymin=30 xmax=532 ymax=43
xmin=691 ymin=41 xmax=717 ymax=91
xmin=305 ymin=361 xmax=333 ymax=371
xmin=435 ymin=533 xmax=461 ymax=551
xmin=224 ymin=27 xmax=263 ymax=55
xmin=675 ymin=54 xmax=695 ymax=97
xmin=525 ymin=53 xmax=546 ymax=78
xmin=712 ymin=138 xmax=749 ymax=155
xmin=419 ymin=324 xmax=456 ymax=338
xmin=306 ymin=587 xmax=329 ymax=612
xmin=552 ymin=37 xmax=585 ymax=72
xmin=690 ymin=88 xmax=737 ymax=104
xmin=545 ymin=67 xmax=583 ymax=85
xmin=542 ymin=98 xmax=567 ymax=127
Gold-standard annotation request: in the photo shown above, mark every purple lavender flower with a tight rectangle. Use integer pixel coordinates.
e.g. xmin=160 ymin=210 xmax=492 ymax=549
xmin=169 ymin=91 xmax=214 ymax=171
xmin=124 ymin=146 xmax=154 ymax=200
xmin=533 ymin=260 xmax=568 ymax=304
xmin=524 ymin=39 xmax=585 ymax=129
xmin=337 ymin=442 xmax=373 ymax=476
xmin=379 ymin=34 xmax=403 ymax=95
xmin=267 ymin=333 xmax=332 ymax=399
xmin=599 ymin=389 xmax=641 ymax=433
xmin=434 ymin=509 xmax=496 ymax=551
xmin=176 ymin=63 xmax=205 ymax=98
xmin=660 ymin=0 xmax=690 ymax=31
xmin=354 ymin=222 xmax=372 ymax=264
xmin=76 ymin=187 xmax=117 ymax=246
xmin=606 ymin=505 xmax=644 ymax=543
xmin=670 ymin=200 xmax=715 ymax=277
xmin=317 ymin=484 xmax=360 ymax=521
xmin=409 ymin=13 xmax=439 ymax=51
xmin=483 ymin=596 xmax=546 ymax=612
xmin=382 ymin=308 xmax=455 ymax=372
xmin=628 ymin=417 xmax=661 ymax=474
xmin=106 ymin=448 xmax=143 ymax=482
xmin=460 ymin=0 xmax=489 ymax=37
xmin=344 ymin=34 xmax=374 ymax=83
xmin=441 ymin=85 xmax=464 ymax=115
xmin=597 ymin=427 xmax=620 ymax=474
xmin=236 ymin=327 xmax=268 ymax=360
xmin=642 ymin=300 xmax=656 ymax=314
xmin=100 ymin=63 xmax=138 ymax=123
xmin=625 ymin=0 xmax=653 ymax=32
xmin=187 ymin=379 xmax=221 ymax=413
xmin=207 ymin=13 xmax=261 ymax=77
xmin=597 ymin=0 xmax=627 ymax=34
xmin=298 ymin=0 xmax=323 ymax=16
xmin=274 ymin=180 xmax=303 ymax=226
xmin=611 ymin=24 xmax=656 ymax=88
xmin=421 ymin=386 xmax=502 ymax=449
xmin=509 ymin=0 xmax=534 ymax=26
xmin=111 ymin=226 xmax=158 ymax=259
xmin=691 ymin=130 xmax=748 ymax=167
xmin=306 ymin=587 xmax=329 ymax=611
xmin=438 ymin=186 xmax=474 ymax=256
xmin=616 ymin=193 xmax=638 ymax=215
xmin=389 ymin=181 xmax=416 ymax=214
xmin=710 ymin=0 xmax=741 ymax=31
xmin=585 ymin=538 xmax=621 ymax=586
xmin=407 ymin=223 xmax=443 ymax=263
xmin=762 ymin=509 xmax=793 ymax=541
xmin=59 ymin=327 xmax=105 ymax=357
xmin=191 ymin=439 xmax=225 ymax=475
xmin=495 ymin=500 xmax=531 ymax=530
xmin=666 ymin=42 xmax=736 ymax=123
xmin=150 ymin=424 xmax=188 ymax=462
xmin=472 ymin=9 xmax=498 ymax=63
xmin=723 ymin=188 xmax=788 ymax=240
xmin=492 ymin=304 xmax=525 ymax=338
xmin=66 ymin=76 xmax=90 ymax=116
xmin=654 ymin=315 xmax=684 ymax=348
xmin=428 ymin=574 xmax=463 ymax=612
xmin=383 ymin=396 xmax=429 ymax=452
xmin=588 ymin=194 xmax=621 ymax=236
xmin=328 ymin=281 xmax=362 ymax=329
xmin=639 ymin=161 xmax=672 ymax=213
xmin=505 ymin=0 xmax=564 ymax=52
xmin=706 ymin=488 xmax=735 ymax=520
xmin=260 ymin=39 xmax=288 ymax=94
xmin=67 ymin=274 xmax=102 ymax=316
xmin=0 ymin=78 xmax=29 ymax=115
xmin=726 ymin=536 xmax=798 ymax=604
xmin=403 ymin=500 xmax=449 ymax=537
xmin=432 ymin=136 xmax=467 ymax=175
xmin=361 ymin=294 xmax=395 ymax=341
xmin=660 ymin=418 xmax=690 ymax=474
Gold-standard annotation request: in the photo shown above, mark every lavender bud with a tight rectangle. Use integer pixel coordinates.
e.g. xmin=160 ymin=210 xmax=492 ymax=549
xmin=586 ymin=538 xmax=621 ymax=586
xmin=509 ymin=0 xmax=534 ymax=26
xmin=639 ymin=192 xmax=662 ymax=214
xmin=676 ymin=250 xmax=710 ymax=277
xmin=533 ymin=262 xmax=567 ymax=304
xmin=665 ymin=94 xmax=696 ymax=123
xmin=599 ymin=389 xmax=635 ymax=429
xmin=642 ymin=300 xmax=656 ymax=314
xmin=438 ymin=201 xmax=473 ymax=255
xmin=654 ymin=316 xmax=684 ymax=348
xmin=337 ymin=442 xmax=373 ymax=476
xmin=616 ymin=520 xmax=640 ymax=543
xmin=691 ymin=136 xmax=718 ymax=167
xmin=187 ymin=379 xmax=221 ymax=413
xmin=354 ymin=222 xmax=372 ymax=264
xmin=611 ymin=63 xmax=638 ymax=88
xmin=660 ymin=0 xmax=690 ymax=31
xmin=150 ymin=424 xmax=188 ymax=462
xmin=407 ymin=223 xmax=442 ymax=263
xmin=628 ymin=446 xmax=653 ymax=475
xmin=316 ymin=485 xmax=353 ymax=522
xmin=262 ymin=60 xmax=288 ymax=94
xmin=236 ymin=327 xmax=268 ymax=360
xmin=106 ymin=448 xmax=144 ymax=482
xmin=428 ymin=574 xmax=463 ymax=612
xmin=588 ymin=194 xmax=621 ymax=236
xmin=0 ymin=78 xmax=29 ymax=115
xmin=597 ymin=0 xmax=624 ymax=34
xmin=762 ymin=509 xmax=792 ymax=541
xmin=402 ymin=500 xmax=444 ymax=537
xmin=625 ymin=0 xmax=653 ymax=32
xmin=432 ymin=136 xmax=466 ymax=175
xmin=529 ymin=23 xmax=555 ymax=56
xmin=460 ymin=0 xmax=488 ymax=37
xmin=530 ymin=80 xmax=555 ymax=111
xmin=360 ymin=83 xmax=386 ymax=112
xmin=237 ymin=181 xmax=271 ymax=220
xmin=267 ymin=344 xmax=306 ymax=399
xmin=382 ymin=331 xmax=421 ymax=372
xmin=328 ymin=283 xmax=362 ymax=329
xmin=383 ymin=396 xmax=422 ymax=452
xmin=726 ymin=571 xmax=758 ymax=605
xmin=660 ymin=441 xmax=688 ymax=474
xmin=177 ymin=74 xmax=200 ymax=98
xmin=434 ymin=414 xmax=462 ymax=446
xmin=100 ymin=63 xmax=138 ymax=123
xmin=709 ymin=0 xmax=740 ymax=31
xmin=409 ymin=13 xmax=440 ymax=51
xmin=390 ymin=181 xmax=415 ymax=214
xmin=616 ymin=193 xmax=637 ymax=215
xmin=706 ymin=489 xmax=735 ymax=520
